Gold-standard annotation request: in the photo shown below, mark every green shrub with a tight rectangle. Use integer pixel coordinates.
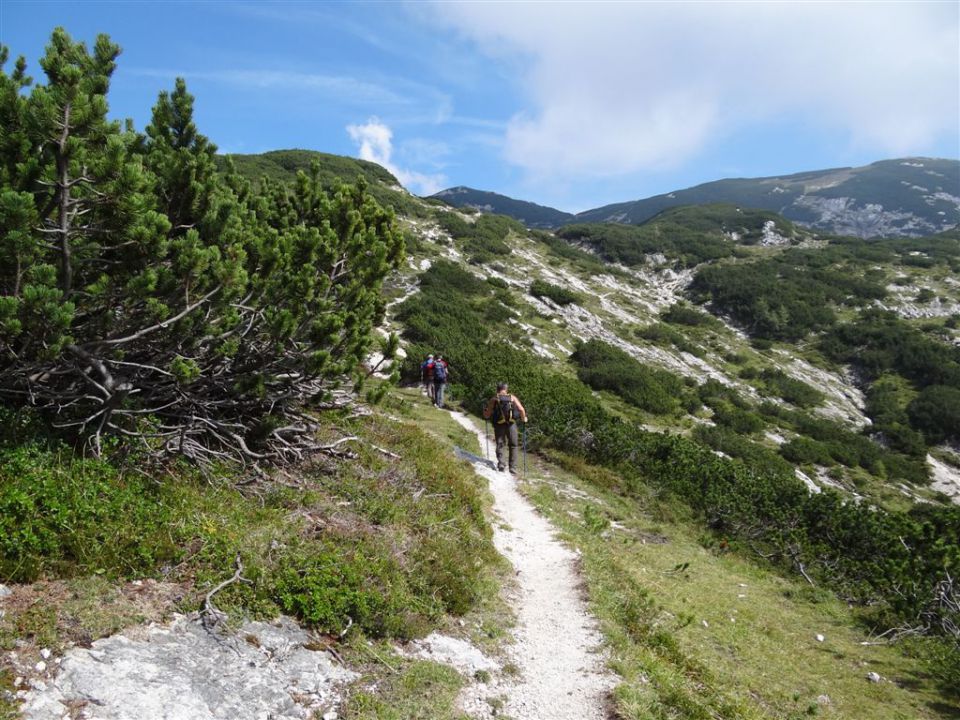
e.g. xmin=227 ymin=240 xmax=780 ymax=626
xmin=570 ymin=339 xmax=687 ymax=415
xmin=759 ymin=369 xmax=824 ymax=408
xmin=908 ymin=385 xmax=960 ymax=444
xmin=637 ymin=323 xmax=704 ymax=357
xmin=274 ymin=544 xmax=421 ymax=638
xmin=529 ymin=279 xmax=582 ymax=306
xmin=711 ymin=404 xmax=764 ymax=435
xmin=0 ymin=31 xmax=403 ymax=461
xmin=531 ymin=230 xmax=611 ymax=275
xmin=661 ymin=302 xmax=717 ymax=327
xmin=781 ymin=437 xmax=834 ymax=466
xmin=0 ymin=444 xmax=181 ymax=582
xmin=557 ymin=212 xmax=738 ymax=269
xmin=688 ymin=243 xmax=888 ymax=340
xmin=435 ymin=210 xmax=519 ymax=263
xmin=823 ymin=310 xmax=960 ymax=448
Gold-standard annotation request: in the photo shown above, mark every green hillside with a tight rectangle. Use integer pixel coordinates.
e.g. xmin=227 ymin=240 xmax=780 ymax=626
xmin=431 ymin=186 xmax=575 ymax=228
xmin=433 ymin=159 xmax=959 ymax=238
xmin=219 ymin=148 xmax=430 ymax=218
xmin=576 ymin=158 xmax=960 ymax=238
xmin=387 ymin=212 xmax=960 ymax=715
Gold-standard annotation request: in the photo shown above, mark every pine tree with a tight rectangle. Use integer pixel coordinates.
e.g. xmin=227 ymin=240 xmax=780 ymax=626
xmin=0 ymin=29 xmax=404 ymax=463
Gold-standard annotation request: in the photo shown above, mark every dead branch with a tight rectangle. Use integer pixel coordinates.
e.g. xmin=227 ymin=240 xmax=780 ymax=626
xmin=371 ymin=444 xmax=401 ymax=460
xmin=201 ymin=553 xmax=253 ymax=630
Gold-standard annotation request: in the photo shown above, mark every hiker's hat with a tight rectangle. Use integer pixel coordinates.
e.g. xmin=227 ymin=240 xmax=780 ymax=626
xmin=427 ymin=354 xmax=434 ymax=359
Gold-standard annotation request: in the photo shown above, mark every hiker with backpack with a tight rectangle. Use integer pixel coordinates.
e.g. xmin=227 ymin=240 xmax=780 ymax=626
xmin=482 ymin=382 xmax=528 ymax=475
xmin=420 ymin=354 xmax=436 ymax=402
xmin=433 ymin=355 xmax=449 ymax=408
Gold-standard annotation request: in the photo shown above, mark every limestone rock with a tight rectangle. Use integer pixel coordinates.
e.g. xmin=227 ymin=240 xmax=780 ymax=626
xmin=20 ymin=615 xmax=357 ymax=720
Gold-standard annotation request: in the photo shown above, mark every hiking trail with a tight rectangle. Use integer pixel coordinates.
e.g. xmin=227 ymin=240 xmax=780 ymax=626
xmin=448 ymin=411 xmax=615 ymax=719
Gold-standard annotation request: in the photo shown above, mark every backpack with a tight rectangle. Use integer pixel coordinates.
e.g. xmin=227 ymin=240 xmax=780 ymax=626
xmin=492 ymin=395 xmax=515 ymax=425
xmin=433 ymin=361 xmax=447 ymax=382
xmin=422 ymin=360 xmax=434 ymax=378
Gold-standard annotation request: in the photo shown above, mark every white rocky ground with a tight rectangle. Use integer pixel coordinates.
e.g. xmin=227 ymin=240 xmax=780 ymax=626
xmin=19 ymin=616 xmax=356 ymax=720
xmin=928 ymin=453 xmax=960 ymax=505
xmin=447 ymin=411 xmax=615 ymax=719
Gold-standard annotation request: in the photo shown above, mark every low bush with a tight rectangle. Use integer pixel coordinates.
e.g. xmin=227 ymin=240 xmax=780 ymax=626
xmin=557 ymin=215 xmax=737 ymax=269
xmin=823 ymin=310 xmax=960 ymax=447
xmin=636 ymin=323 xmax=704 ymax=357
xmin=661 ymin=302 xmax=718 ymax=327
xmin=531 ymin=230 xmax=611 ymax=275
xmin=0 ymin=444 xmax=182 ymax=582
xmin=711 ymin=404 xmax=764 ymax=435
xmin=908 ymin=385 xmax=960 ymax=445
xmin=688 ymin=244 xmax=888 ymax=340
xmin=530 ymin=279 xmax=582 ymax=306
xmin=435 ymin=211 xmax=521 ymax=263
xmin=570 ymin=339 xmax=688 ymax=415
xmin=759 ymin=369 xmax=824 ymax=408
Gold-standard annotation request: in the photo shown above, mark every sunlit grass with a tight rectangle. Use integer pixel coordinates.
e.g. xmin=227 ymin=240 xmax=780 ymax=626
xmin=518 ymin=451 xmax=959 ymax=720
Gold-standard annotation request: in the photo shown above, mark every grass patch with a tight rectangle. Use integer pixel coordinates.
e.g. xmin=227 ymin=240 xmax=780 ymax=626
xmin=384 ymin=386 xmax=482 ymax=454
xmin=344 ymin=652 xmax=469 ymax=720
xmin=519 ymin=450 xmax=960 ymax=719
xmin=0 ymin=667 xmax=16 ymax=720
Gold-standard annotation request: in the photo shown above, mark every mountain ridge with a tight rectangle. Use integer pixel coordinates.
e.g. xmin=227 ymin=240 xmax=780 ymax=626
xmin=432 ymin=157 xmax=960 ymax=238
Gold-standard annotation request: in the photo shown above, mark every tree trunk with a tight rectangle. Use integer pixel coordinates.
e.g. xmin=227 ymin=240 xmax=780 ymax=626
xmin=57 ymin=101 xmax=73 ymax=296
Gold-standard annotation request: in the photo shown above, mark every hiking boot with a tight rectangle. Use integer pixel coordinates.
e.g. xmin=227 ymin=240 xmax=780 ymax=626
xmin=497 ymin=464 xmax=506 ymax=472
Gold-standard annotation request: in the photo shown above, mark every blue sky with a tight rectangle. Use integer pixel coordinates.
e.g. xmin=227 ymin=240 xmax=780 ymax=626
xmin=2 ymin=1 xmax=958 ymax=212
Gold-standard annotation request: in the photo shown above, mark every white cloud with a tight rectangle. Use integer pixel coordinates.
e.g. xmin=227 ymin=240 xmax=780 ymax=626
xmin=347 ymin=117 xmax=447 ymax=196
xmin=428 ymin=1 xmax=960 ymax=182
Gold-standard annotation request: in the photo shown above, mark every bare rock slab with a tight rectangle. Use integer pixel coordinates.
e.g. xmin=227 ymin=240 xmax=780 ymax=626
xmin=21 ymin=615 xmax=356 ymax=720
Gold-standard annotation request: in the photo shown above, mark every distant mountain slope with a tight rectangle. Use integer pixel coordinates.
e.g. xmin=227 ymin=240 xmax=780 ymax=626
xmin=218 ymin=149 xmax=433 ymax=218
xmin=431 ymin=186 xmax=574 ymax=228
xmin=577 ymin=158 xmax=960 ymax=238
xmin=221 ymin=149 xmax=398 ymax=187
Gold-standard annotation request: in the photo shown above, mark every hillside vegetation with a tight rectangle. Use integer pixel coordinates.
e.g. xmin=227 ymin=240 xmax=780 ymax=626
xmin=572 ymin=158 xmax=960 ymax=237
xmin=2 ymin=25 xmax=959 ymax=720
xmin=383 ymin=191 xmax=960 ymax=713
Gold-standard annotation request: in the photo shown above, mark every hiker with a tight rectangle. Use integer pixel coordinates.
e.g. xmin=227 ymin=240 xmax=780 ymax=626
xmin=483 ymin=382 xmax=528 ymax=474
xmin=433 ymin=354 xmax=449 ymax=408
xmin=420 ymin=354 xmax=436 ymax=401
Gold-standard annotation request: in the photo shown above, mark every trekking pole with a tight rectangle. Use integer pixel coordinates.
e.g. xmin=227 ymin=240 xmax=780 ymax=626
xmin=522 ymin=422 xmax=528 ymax=477
xmin=482 ymin=401 xmax=490 ymax=461
xmin=484 ymin=418 xmax=490 ymax=461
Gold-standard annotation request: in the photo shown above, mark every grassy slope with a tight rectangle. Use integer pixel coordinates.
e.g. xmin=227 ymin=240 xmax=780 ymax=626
xmin=519 ymin=451 xmax=959 ymax=719
xmin=0 ymin=406 xmax=505 ymax=719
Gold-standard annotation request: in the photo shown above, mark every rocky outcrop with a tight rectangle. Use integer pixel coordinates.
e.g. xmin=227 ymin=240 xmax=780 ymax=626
xmin=792 ymin=195 xmax=947 ymax=238
xmin=20 ymin=616 xmax=356 ymax=720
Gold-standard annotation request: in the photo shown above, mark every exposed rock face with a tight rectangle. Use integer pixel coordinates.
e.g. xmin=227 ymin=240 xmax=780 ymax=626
xmin=928 ymin=452 xmax=960 ymax=506
xmin=792 ymin=195 xmax=948 ymax=238
xmin=20 ymin=616 xmax=357 ymax=720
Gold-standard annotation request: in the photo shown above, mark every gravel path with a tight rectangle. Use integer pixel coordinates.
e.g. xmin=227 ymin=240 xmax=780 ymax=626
xmin=450 ymin=411 xmax=614 ymax=719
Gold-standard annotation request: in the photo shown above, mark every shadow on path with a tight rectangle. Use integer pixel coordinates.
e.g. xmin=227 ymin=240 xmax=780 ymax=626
xmin=455 ymin=445 xmax=498 ymax=471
